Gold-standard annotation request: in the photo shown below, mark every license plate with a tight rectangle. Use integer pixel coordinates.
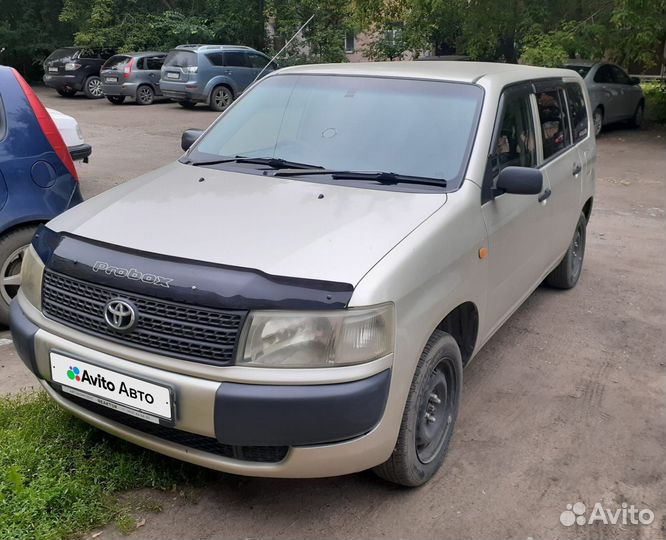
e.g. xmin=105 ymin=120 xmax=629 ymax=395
xmin=105 ymin=76 xmax=118 ymax=82
xmin=50 ymin=352 xmax=173 ymax=423
xmin=49 ymin=67 xmax=58 ymax=72
xmin=167 ymin=72 xmax=180 ymax=79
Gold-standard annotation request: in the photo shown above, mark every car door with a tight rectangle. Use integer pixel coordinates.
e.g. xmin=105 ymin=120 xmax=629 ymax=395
xmin=593 ymin=65 xmax=622 ymax=122
xmin=534 ymin=83 xmax=581 ymax=267
xmin=247 ymin=52 xmax=275 ymax=82
xmin=480 ymin=83 xmax=553 ymax=331
xmin=223 ymin=51 xmax=255 ymax=93
xmin=610 ymin=65 xmax=641 ymax=119
xmin=565 ymin=81 xmax=595 ymax=190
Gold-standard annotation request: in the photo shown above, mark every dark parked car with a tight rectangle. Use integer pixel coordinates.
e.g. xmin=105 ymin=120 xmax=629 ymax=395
xmin=0 ymin=66 xmax=82 ymax=323
xmin=101 ymin=52 xmax=167 ymax=105
xmin=43 ymin=47 xmax=116 ymax=99
xmin=564 ymin=61 xmax=645 ymax=136
xmin=160 ymin=45 xmax=277 ymax=111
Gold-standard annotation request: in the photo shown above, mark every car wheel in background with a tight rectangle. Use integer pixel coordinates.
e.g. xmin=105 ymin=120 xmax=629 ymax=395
xmin=373 ymin=330 xmax=462 ymax=487
xmin=136 ymin=85 xmax=155 ymax=105
xmin=84 ymin=76 xmax=104 ymax=99
xmin=545 ymin=212 xmax=587 ymax=289
xmin=106 ymin=95 xmax=125 ymax=105
xmin=209 ymin=85 xmax=233 ymax=112
xmin=630 ymin=102 xmax=644 ymax=128
xmin=178 ymin=100 xmax=197 ymax=109
xmin=57 ymin=88 xmax=77 ymax=97
xmin=593 ymin=107 xmax=603 ymax=137
xmin=0 ymin=226 xmax=38 ymax=325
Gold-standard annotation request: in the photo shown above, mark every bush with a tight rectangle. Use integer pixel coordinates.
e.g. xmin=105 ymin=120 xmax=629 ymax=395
xmin=641 ymin=81 xmax=666 ymax=123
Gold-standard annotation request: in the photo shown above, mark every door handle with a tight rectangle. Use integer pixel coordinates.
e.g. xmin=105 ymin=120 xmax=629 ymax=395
xmin=572 ymin=163 xmax=582 ymax=176
xmin=538 ymin=189 xmax=551 ymax=203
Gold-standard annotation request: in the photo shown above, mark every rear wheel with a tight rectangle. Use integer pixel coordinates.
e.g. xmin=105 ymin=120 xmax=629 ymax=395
xmin=545 ymin=212 xmax=587 ymax=289
xmin=373 ymin=331 xmax=462 ymax=487
xmin=106 ymin=95 xmax=125 ymax=105
xmin=84 ymin=76 xmax=103 ymax=99
xmin=0 ymin=226 xmax=38 ymax=325
xmin=57 ymin=88 xmax=77 ymax=97
xmin=593 ymin=107 xmax=603 ymax=137
xmin=630 ymin=102 xmax=644 ymax=128
xmin=136 ymin=85 xmax=154 ymax=105
xmin=209 ymin=85 xmax=233 ymax=112
xmin=178 ymin=100 xmax=196 ymax=109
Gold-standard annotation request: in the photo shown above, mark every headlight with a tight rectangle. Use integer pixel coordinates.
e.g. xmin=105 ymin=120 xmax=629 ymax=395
xmin=238 ymin=303 xmax=394 ymax=368
xmin=20 ymin=245 xmax=44 ymax=310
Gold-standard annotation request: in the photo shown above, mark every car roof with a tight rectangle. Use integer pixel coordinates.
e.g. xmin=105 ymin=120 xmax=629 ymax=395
xmin=276 ymin=61 xmax=581 ymax=84
xmin=564 ymin=60 xmax=598 ymax=67
xmin=122 ymin=52 xmax=166 ymax=57
xmin=174 ymin=44 xmax=257 ymax=53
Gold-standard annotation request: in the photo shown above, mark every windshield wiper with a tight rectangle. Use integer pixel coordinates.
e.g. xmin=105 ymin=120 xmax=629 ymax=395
xmin=188 ymin=156 xmax=324 ymax=170
xmin=274 ymin=169 xmax=447 ymax=187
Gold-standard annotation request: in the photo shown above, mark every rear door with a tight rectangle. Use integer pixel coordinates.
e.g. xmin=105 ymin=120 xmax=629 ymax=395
xmin=534 ymin=82 xmax=581 ymax=266
xmin=144 ymin=55 xmax=166 ymax=94
xmin=162 ymin=50 xmax=197 ymax=83
xmin=481 ymin=83 xmax=553 ymax=330
xmin=223 ymin=51 xmax=255 ymax=93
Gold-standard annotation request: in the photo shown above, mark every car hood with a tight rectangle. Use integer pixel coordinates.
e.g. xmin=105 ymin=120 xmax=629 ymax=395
xmin=48 ymin=162 xmax=447 ymax=285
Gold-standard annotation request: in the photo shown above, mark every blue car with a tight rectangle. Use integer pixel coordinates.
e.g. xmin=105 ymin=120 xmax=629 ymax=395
xmin=0 ymin=66 xmax=82 ymax=323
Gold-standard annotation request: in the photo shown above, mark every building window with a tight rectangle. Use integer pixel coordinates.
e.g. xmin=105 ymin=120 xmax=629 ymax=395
xmin=344 ymin=31 xmax=355 ymax=53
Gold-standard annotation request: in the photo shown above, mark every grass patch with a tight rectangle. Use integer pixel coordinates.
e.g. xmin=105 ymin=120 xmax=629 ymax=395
xmin=0 ymin=392 xmax=204 ymax=539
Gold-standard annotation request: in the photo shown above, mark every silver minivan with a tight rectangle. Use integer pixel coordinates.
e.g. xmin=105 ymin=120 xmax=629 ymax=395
xmin=101 ymin=52 xmax=167 ymax=105
xmin=11 ymin=62 xmax=595 ymax=486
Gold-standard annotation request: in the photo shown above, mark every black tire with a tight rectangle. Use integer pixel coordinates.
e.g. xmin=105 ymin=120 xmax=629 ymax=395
xmin=106 ymin=95 xmax=125 ymax=105
xmin=57 ymin=88 xmax=77 ymax=97
xmin=593 ymin=107 xmax=603 ymax=137
xmin=83 ymin=76 xmax=103 ymax=99
xmin=630 ymin=102 xmax=644 ymax=128
xmin=0 ymin=226 xmax=38 ymax=325
xmin=178 ymin=100 xmax=197 ymax=109
xmin=209 ymin=85 xmax=233 ymax=112
xmin=136 ymin=85 xmax=154 ymax=105
xmin=545 ymin=212 xmax=587 ymax=289
xmin=373 ymin=331 xmax=463 ymax=487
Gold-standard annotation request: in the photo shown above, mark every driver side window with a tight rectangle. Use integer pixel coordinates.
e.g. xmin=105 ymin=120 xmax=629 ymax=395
xmin=494 ymin=94 xmax=537 ymax=171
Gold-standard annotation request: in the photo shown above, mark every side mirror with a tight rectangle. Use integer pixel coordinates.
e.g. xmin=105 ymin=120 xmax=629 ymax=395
xmin=494 ymin=166 xmax=543 ymax=197
xmin=629 ymin=76 xmax=641 ymax=86
xmin=181 ymin=128 xmax=204 ymax=151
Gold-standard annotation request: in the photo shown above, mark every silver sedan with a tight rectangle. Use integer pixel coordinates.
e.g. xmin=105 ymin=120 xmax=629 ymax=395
xmin=565 ymin=61 xmax=644 ymax=136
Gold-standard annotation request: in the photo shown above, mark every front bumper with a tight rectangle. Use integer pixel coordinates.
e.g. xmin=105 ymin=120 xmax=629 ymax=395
xmin=10 ymin=294 xmax=399 ymax=477
xmin=43 ymin=74 xmax=85 ymax=92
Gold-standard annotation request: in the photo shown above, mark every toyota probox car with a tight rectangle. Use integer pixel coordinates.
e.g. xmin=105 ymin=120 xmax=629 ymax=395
xmin=11 ymin=62 xmax=595 ymax=486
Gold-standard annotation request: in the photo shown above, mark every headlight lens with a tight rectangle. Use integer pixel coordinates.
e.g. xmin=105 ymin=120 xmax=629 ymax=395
xmin=238 ymin=303 xmax=394 ymax=368
xmin=20 ymin=245 xmax=44 ymax=310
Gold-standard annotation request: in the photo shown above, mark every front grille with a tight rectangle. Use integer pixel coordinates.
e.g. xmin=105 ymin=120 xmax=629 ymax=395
xmin=42 ymin=270 xmax=246 ymax=365
xmin=59 ymin=388 xmax=288 ymax=463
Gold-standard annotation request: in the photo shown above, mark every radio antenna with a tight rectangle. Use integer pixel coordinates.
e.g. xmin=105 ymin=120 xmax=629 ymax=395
xmin=253 ymin=14 xmax=315 ymax=83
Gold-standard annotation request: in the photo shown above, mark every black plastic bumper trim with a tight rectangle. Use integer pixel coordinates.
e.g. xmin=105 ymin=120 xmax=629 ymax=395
xmin=69 ymin=143 xmax=92 ymax=161
xmin=214 ymin=369 xmax=391 ymax=446
xmin=9 ymin=300 xmax=39 ymax=374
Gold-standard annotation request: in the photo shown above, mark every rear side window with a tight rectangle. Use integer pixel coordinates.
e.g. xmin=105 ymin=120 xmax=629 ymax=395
xmin=205 ymin=52 xmax=225 ymax=66
xmin=495 ymin=93 xmax=537 ymax=170
xmin=145 ymin=56 xmax=164 ymax=70
xmin=224 ymin=52 xmax=249 ymax=67
xmin=164 ymin=50 xmax=197 ymax=68
xmin=103 ymin=55 xmax=131 ymax=70
xmin=565 ymin=84 xmax=588 ymax=142
xmin=536 ymin=89 xmax=571 ymax=160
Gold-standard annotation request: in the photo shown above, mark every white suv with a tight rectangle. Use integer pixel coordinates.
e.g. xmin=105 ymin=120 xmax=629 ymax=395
xmin=11 ymin=61 xmax=595 ymax=486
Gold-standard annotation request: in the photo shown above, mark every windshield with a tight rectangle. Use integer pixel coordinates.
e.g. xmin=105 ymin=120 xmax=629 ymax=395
xmin=164 ymin=50 xmax=197 ymax=68
xmin=192 ymin=74 xmax=483 ymax=184
xmin=565 ymin=65 xmax=591 ymax=77
xmin=103 ymin=55 xmax=131 ymax=70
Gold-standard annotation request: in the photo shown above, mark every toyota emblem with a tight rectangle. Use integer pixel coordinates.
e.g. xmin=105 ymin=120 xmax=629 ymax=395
xmin=104 ymin=299 xmax=137 ymax=332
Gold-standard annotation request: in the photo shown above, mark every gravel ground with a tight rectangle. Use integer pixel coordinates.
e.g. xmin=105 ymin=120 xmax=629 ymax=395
xmin=1 ymin=87 xmax=664 ymax=539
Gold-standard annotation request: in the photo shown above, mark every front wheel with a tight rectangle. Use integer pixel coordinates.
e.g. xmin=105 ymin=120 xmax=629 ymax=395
xmin=0 ymin=226 xmax=38 ymax=325
xmin=545 ymin=212 xmax=587 ymax=289
xmin=178 ymin=100 xmax=196 ymax=109
xmin=106 ymin=95 xmax=125 ymax=105
xmin=84 ymin=76 xmax=103 ymax=99
xmin=209 ymin=85 xmax=233 ymax=112
xmin=630 ymin=103 xmax=644 ymax=129
xmin=373 ymin=331 xmax=462 ymax=487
